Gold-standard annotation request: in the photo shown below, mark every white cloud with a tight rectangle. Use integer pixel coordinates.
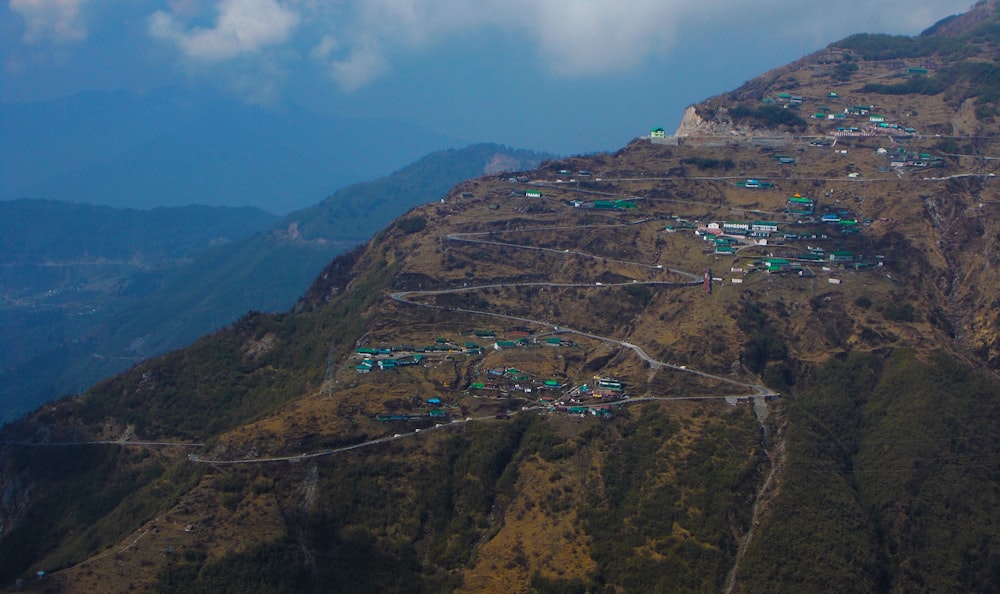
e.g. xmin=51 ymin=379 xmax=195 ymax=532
xmin=305 ymin=0 xmax=971 ymax=90
xmin=10 ymin=0 xmax=88 ymax=43
xmin=149 ymin=0 xmax=301 ymax=62
xmin=326 ymin=42 xmax=386 ymax=91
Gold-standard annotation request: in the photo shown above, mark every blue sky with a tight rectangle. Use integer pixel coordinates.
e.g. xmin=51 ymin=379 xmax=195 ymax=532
xmin=2 ymin=0 xmax=976 ymax=155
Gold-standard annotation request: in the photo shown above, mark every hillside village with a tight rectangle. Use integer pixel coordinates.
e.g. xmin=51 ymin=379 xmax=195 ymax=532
xmin=4 ymin=4 xmax=1000 ymax=593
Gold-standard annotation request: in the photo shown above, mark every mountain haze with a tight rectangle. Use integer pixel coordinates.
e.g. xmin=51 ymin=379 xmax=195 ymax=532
xmin=0 ymin=88 xmax=462 ymax=212
xmin=0 ymin=144 xmax=551 ymax=424
xmin=4 ymin=3 xmax=1000 ymax=592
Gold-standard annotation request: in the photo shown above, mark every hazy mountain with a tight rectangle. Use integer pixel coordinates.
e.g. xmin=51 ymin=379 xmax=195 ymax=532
xmin=0 ymin=88 xmax=462 ymax=213
xmin=0 ymin=200 xmax=279 ymax=422
xmin=0 ymin=144 xmax=551 ymax=424
xmin=4 ymin=2 xmax=1000 ymax=592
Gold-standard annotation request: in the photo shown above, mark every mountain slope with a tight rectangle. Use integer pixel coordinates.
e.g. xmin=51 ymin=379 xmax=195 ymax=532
xmin=0 ymin=144 xmax=551 ymax=424
xmin=3 ymin=3 xmax=1000 ymax=592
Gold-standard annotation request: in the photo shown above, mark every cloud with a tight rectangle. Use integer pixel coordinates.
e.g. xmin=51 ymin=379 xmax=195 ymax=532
xmin=304 ymin=0 xmax=975 ymax=89
xmin=10 ymin=0 xmax=88 ymax=43
xmin=12 ymin=0 xmax=968 ymax=97
xmin=149 ymin=0 xmax=300 ymax=62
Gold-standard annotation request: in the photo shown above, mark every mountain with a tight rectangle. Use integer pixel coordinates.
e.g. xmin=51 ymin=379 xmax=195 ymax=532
xmin=0 ymin=200 xmax=278 ymax=421
xmin=3 ymin=3 xmax=1000 ymax=592
xmin=0 ymin=144 xmax=551 ymax=424
xmin=0 ymin=88 xmax=462 ymax=213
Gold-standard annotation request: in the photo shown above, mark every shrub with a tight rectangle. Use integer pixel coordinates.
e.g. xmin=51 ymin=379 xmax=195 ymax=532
xmin=729 ymin=106 xmax=806 ymax=130
xmin=396 ymin=216 xmax=427 ymax=234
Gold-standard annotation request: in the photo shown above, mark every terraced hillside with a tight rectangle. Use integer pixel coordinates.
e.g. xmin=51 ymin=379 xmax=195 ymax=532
xmin=3 ymin=3 xmax=1000 ymax=592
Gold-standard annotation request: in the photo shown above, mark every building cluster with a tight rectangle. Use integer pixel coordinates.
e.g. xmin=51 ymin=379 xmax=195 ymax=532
xmin=884 ymin=147 xmax=946 ymax=169
xmin=355 ymin=338 xmax=487 ymax=374
xmin=469 ymin=367 xmax=566 ymax=399
xmin=762 ymin=85 xmax=923 ymax=138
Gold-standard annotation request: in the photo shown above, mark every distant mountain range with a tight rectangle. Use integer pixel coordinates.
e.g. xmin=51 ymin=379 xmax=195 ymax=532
xmin=0 ymin=88 xmax=463 ymax=213
xmin=0 ymin=143 xmax=552 ymax=423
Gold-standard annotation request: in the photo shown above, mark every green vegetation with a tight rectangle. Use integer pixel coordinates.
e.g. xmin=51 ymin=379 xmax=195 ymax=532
xmin=396 ymin=216 xmax=428 ymax=234
xmin=300 ymin=415 xmax=536 ymax=590
xmin=862 ymin=76 xmax=947 ymax=95
xmin=830 ymin=62 xmax=859 ymax=82
xmin=738 ymin=351 xmax=1000 ymax=592
xmin=728 ymin=106 xmax=807 ymax=130
xmin=834 ymin=33 xmax=970 ymax=61
xmin=581 ymin=405 xmax=762 ymax=593
xmin=680 ymin=156 xmax=736 ymax=171
xmin=737 ymin=301 xmax=788 ymax=375
xmin=0 ymin=448 xmax=203 ymax=584
xmin=157 ymin=540 xmax=310 ymax=594
xmin=838 ymin=14 xmax=1000 ymax=116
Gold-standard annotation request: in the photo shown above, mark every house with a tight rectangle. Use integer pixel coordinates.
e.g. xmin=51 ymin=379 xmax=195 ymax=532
xmin=494 ymin=341 xmax=517 ymax=350
xmin=651 ymin=127 xmax=666 ymax=138
xmin=525 ymin=189 xmax=543 ymax=198
xmin=715 ymin=245 xmax=736 ymax=255
xmin=821 ymin=213 xmax=841 ymax=223
xmin=597 ymin=378 xmax=623 ymax=391
xmin=545 ymin=337 xmax=562 ymax=346
xmin=869 ymin=114 xmax=886 ymax=123
xmin=829 ymin=250 xmax=854 ymax=262
xmin=723 ymin=221 xmax=751 ymax=234
xmin=785 ymin=194 xmax=815 ymax=215
xmin=752 ymin=221 xmax=779 ymax=233
xmin=427 ymin=397 xmax=442 ymax=405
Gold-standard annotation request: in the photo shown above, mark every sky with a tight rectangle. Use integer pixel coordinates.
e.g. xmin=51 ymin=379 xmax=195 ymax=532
xmin=1 ymin=0 xmax=977 ymax=155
